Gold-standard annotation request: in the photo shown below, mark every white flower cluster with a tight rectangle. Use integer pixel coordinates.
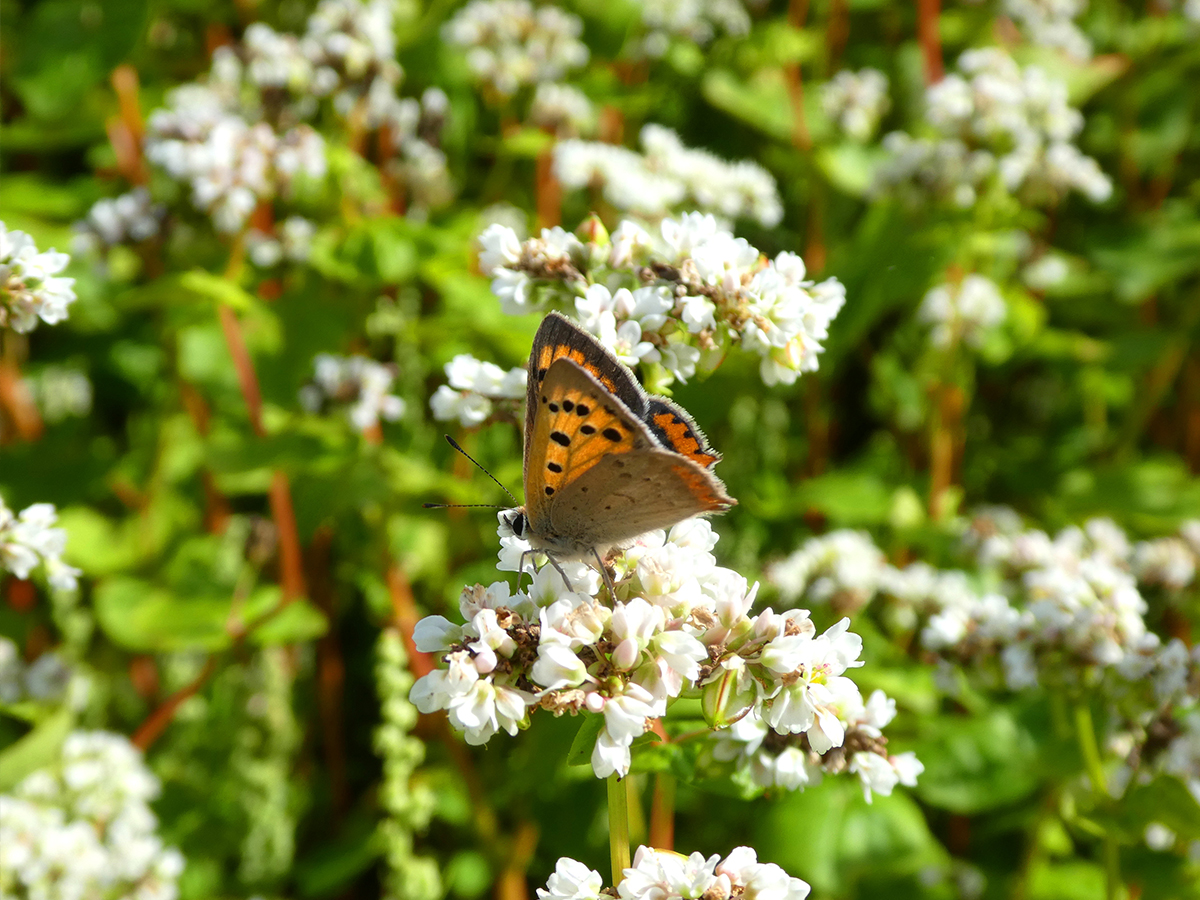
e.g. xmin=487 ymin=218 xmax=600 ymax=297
xmin=876 ymin=48 xmax=1112 ymax=207
xmin=771 ymin=517 xmax=1200 ymax=694
xmin=917 ymin=274 xmax=1007 ymax=349
xmin=821 ymin=68 xmax=891 ymax=142
xmin=299 ymin=353 xmax=406 ymax=432
xmin=768 ymin=516 xmax=1200 ymax=796
xmin=477 ymin=212 xmax=845 ymax=387
xmin=0 ymin=731 xmax=185 ymax=900
xmin=631 ymin=0 xmax=752 ymax=58
xmin=0 ymin=498 xmax=81 ymax=592
xmin=429 ymin=354 xmax=527 ymax=428
xmin=530 ymin=82 xmax=595 ymax=136
xmin=72 ymin=188 xmax=166 ymax=256
xmin=146 ymin=86 xmax=326 ymax=233
xmin=22 ymin=365 xmax=93 ymax=424
xmin=145 ymin=0 xmax=454 ymax=233
xmin=538 ymin=846 xmax=808 ymax=900
xmin=711 ymin=687 xmax=924 ymax=802
xmin=0 ymin=224 xmax=76 ymax=335
xmin=1003 ymin=0 xmax=1091 ymax=60
xmin=411 ymin=519 xmax=918 ymax=793
xmin=0 ymin=638 xmax=73 ymax=705
xmin=442 ymin=0 xmax=589 ymax=98
xmin=554 ymin=124 xmax=783 ymax=226
xmin=246 ymin=216 xmax=317 ymax=268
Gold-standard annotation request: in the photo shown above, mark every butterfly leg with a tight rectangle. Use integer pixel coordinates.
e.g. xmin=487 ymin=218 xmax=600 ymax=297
xmin=544 ymin=553 xmax=575 ymax=593
xmin=592 ymin=548 xmax=617 ymax=601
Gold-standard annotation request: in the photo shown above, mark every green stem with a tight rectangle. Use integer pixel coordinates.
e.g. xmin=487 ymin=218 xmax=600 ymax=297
xmin=1073 ymin=703 xmax=1107 ymax=799
xmin=608 ymin=774 xmax=631 ymax=886
xmin=1074 ymin=703 xmax=1121 ymax=900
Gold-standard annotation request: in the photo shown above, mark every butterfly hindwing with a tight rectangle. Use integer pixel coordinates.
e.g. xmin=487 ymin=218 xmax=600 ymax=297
xmin=645 ymin=397 xmax=721 ymax=469
xmin=549 ymin=449 xmax=734 ymax=548
xmin=523 ymin=357 xmax=655 ymax=537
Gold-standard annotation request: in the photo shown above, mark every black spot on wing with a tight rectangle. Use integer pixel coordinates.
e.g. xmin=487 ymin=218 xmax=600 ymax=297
xmin=551 ymin=431 xmax=570 ymax=446
xmin=602 ymin=428 xmax=622 ymax=442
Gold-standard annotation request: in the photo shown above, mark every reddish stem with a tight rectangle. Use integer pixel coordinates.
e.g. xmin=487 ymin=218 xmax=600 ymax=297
xmin=917 ymin=0 xmax=944 ymax=84
xmin=132 ymin=657 xmax=217 ymax=750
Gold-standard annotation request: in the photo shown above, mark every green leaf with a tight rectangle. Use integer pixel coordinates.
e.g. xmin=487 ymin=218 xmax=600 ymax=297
xmin=0 ymin=707 xmax=72 ymax=792
xmin=178 ymin=270 xmax=259 ymax=313
xmin=249 ymin=595 xmax=329 ymax=645
xmin=567 ymin=714 xmax=605 ymax=767
xmin=913 ymin=707 xmax=1043 ymax=813
xmin=94 ymin=577 xmax=234 ymax=652
xmin=702 ymin=69 xmax=795 ymax=143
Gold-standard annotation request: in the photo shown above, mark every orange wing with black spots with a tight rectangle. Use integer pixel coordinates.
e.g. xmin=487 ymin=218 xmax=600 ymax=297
xmin=524 ymin=311 xmax=649 ymax=455
xmin=523 ymin=356 xmax=655 ymax=539
xmin=646 ymin=398 xmax=721 ymax=469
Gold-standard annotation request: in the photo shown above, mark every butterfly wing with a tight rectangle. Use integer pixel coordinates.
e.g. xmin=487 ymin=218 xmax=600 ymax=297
xmin=524 ymin=311 xmax=649 ymax=455
xmin=645 ymin=397 xmax=721 ymax=469
xmin=549 ymin=448 xmax=735 ymax=549
xmin=523 ymin=356 xmax=656 ymax=542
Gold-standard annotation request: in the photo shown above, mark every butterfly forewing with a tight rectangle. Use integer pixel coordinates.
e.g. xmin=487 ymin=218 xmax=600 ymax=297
xmin=523 ymin=357 xmax=654 ymax=535
xmin=525 ymin=311 xmax=649 ymax=450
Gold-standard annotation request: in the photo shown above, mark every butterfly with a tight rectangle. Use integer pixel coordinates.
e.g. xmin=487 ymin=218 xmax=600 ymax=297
xmin=501 ymin=311 xmax=735 ymax=592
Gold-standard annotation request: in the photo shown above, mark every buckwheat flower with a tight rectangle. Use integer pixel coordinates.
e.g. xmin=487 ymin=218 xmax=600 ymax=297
xmin=1133 ymin=537 xmax=1197 ymax=591
xmin=918 ymin=274 xmax=1007 ymax=349
xmin=430 ymin=353 xmax=526 ymax=428
xmin=1003 ymin=0 xmax=1091 ymax=59
xmin=768 ymin=529 xmax=887 ymax=608
xmin=443 ymin=0 xmax=589 ymax=97
xmin=821 ymin=68 xmax=890 ymax=141
xmin=0 ymin=499 xmax=81 ymax=592
xmin=1 ymin=730 xmax=185 ymax=900
xmin=591 ymin=683 xmax=660 ymax=777
xmin=715 ymin=847 xmax=811 ymax=900
xmin=531 ymin=83 xmax=595 ymax=135
xmin=478 ymin=223 xmax=525 ymax=275
xmin=633 ymin=0 xmax=752 ymax=55
xmin=72 ymin=188 xmax=166 ymax=256
xmin=1 ymin=224 xmax=77 ymax=334
xmin=302 ymin=354 xmax=405 ymax=431
xmin=23 ymin=365 xmax=93 ymax=424
xmin=537 ymin=858 xmax=604 ymax=900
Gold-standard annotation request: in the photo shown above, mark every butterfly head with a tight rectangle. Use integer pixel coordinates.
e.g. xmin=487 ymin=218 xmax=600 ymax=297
xmin=499 ymin=507 xmax=528 ymax=540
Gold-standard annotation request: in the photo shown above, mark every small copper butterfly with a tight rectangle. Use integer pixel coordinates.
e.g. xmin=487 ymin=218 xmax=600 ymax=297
xmin=502 ymin=312 xmax=736 ymax=586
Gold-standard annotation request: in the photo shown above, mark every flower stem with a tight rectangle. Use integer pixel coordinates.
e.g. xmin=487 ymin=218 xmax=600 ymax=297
xmin=608 ymin=773 xmax=631 ymax=886
xmin=1073 ymin=703 xmax=1121 ymax=900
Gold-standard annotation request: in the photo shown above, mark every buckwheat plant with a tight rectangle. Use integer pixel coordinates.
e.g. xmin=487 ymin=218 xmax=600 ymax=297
xmin=821 ymin=69 xmax=891 ymax=142
xmin=0 ymin=224 xmax=77 ymax=335
xmin=767 ymin=513 xmax=1200 ymax=811
xmin=139 ymin=0 xmax=451 ymax=238
xmin=875 ymin=47 xmax=1112 ymax=207
xmin=475 ymin=212 xmax=845 ymax=389
xmin=554 ymin=125 xmax=783 ymax=226
xmin=375 ymin=628 xmax=441 ymax=900
xmin=411 ymin=516 xmax=921 ymax=795
xmin=430 ymin=354 xmax=527 ymax=428
xmin=0 ymin=731 xmax=186 ymax=900
xmin=442 ymin=0 xmax=590 ymax=99
xmin=0 ymin=497 xmax=81 ymax=593
xmin=537 ymin=846 xmax=810 ymax=900
xmin=299 ymin=353 xmax=406 ymax=433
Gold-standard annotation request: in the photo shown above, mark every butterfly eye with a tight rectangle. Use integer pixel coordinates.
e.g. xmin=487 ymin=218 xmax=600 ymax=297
xmin=505 ymin=511 xmax=527 ymax=538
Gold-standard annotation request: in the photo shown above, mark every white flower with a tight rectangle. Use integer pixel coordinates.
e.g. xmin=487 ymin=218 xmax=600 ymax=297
xmin=918 ymin=274 xmax=1006 ymax=349
xmin=0 ymin=499 xmax=80 ymax=591
xmin=302 ymin=354 xmax=405 ymax=432
xmin=822 ymin=69 xmax=890 ymax=141
xmin=537 ymin=858 xmax=604 ymax=900
xmin=1 ymin=224 xmax=77 ymax=334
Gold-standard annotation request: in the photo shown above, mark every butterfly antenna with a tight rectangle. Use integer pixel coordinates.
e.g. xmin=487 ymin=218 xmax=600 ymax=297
xmin=442 ymin=434 xmax=519 ymax=504
xmin=422 ymin=502 xmax=508 ymax=509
